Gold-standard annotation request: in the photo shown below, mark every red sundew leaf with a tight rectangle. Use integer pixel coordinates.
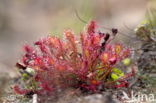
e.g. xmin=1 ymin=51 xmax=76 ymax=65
xmin=93 ymin=35 xmax=101 ymax=45
xmin=114 ymin=81 xmax=129 ymax=88
xmin=104 ymin=44 xmax=113 ymax=52
xmin=47 ymin=37 xmax=64 ymax=58
xmin=64 ymin=29 xmax=76 ymax=47
xmin=37 ymin=44 xmax=50 ymax=55
xmin=40 ymin=82 xmax=53 ymax=92
xmin=80 ymin=33 xmax=85 ymax=46
xmin=23 ymin=45 xmax=34 ymax=53
xmin=48 ymin=36 xmax=61 ymax=49
xmin=35 ymin=41 xmax=42 ymax=45
xmin=35 ymin=74 xmax=41 ymax=82
xmin=34 ymin=39 xmax=48 ymax=54
xmin=109 ymin=55 xmax=117 ymax=65
xmin=80 ymin=33 xmax=86 ymax=57
xmin=64 ymin=30 xmax=78 ymax=61
xmin=87 ymin=21 xmax=96 ymax=34
xmin=64 ymin=30 xmax=77 ymax=48
xmin=57 ymin=39 xmax=65 ymax=52
xmin=34 ymin=37 xmax=48 ymax=45
xmin=34 ymin=57 xmax=43 ymax=65
xmin=22 ymin=45 xmax=37 ymax=65
xmin=44 ymin=57 xmax=55 ymax=65
xmin=13 ymin=85 xmax=29 ymax=95
xmin=22 ymin=56 xmax=29 ymax=65
xmin=84 ymin=49 xmax=90 ymax=58
xmin=89 ymin=34 xmax=101 ymax=47
xmin=101 ymin=52 xmax=110 ymax=64
xmin=64 ymin=29 xmax=74 ymax=39
xmin=114 ymin=44 xmax=122 ymax=55
xmin=83 ymin=40 xmax=89 ymax=51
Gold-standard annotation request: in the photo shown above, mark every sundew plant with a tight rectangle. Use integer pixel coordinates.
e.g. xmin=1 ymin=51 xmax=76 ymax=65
xmin=14 ymin=21 xmax=135 ymax=96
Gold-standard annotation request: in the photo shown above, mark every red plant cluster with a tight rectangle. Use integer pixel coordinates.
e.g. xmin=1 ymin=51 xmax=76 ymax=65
xmin=14 ymin=21 xmax=135 ymax=95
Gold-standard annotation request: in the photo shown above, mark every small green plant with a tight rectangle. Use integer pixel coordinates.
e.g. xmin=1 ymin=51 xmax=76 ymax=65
xmin=14 ymin=21 xmax=135 ymax=96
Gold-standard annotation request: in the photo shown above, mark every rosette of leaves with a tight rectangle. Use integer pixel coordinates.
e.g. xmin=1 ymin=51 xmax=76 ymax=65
xmin=14 ymin=21 xmax=135 ymax=96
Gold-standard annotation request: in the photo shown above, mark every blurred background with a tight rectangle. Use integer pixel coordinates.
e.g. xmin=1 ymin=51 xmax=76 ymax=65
xmin=0 ymin=0 xmax=151 ymax=77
